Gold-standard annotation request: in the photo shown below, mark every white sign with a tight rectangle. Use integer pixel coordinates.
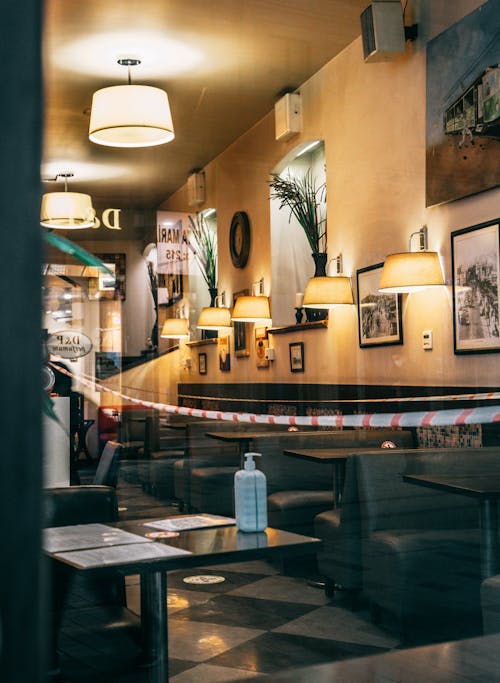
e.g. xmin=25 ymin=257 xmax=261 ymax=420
xmin=47 ymin=330 xmax=93 ymax=359
xmin=156 ymin=211 xmax=190 ymax=274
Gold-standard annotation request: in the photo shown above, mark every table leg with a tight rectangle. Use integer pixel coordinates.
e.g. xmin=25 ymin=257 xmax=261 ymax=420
xmin=140 ymin=571 xmax=168 ymax=682
xmin=332 ymin=462 xmax=345 ymax=509
xmin=480 ymin=499 xmax=498 ymax=579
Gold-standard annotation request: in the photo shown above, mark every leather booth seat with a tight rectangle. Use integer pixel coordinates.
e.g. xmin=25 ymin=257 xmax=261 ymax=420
xmin=481 ymin=575 xmax=500 ymax=634
xmin=321 ymin=447 xmax=500 ymax=638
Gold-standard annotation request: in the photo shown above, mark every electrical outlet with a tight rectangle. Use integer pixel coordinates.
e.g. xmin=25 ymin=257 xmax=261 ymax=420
xmin=422 ymin=330 xmax=433 ymax=351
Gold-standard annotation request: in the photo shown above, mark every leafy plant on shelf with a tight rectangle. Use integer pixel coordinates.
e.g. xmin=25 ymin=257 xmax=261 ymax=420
xmin=188 ymin=213 xmax=217 ymax=291
xmin=269 ymin=169 xmax=327 ymax=254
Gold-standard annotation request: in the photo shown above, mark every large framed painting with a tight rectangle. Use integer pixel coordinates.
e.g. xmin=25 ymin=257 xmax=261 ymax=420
xmin=356 ymin=263 xmax=403 ymax=348
xmin=451 ymin=218 xmax=500 ymax=354
xmin=426 ymin=1 xmax=500 ymax=207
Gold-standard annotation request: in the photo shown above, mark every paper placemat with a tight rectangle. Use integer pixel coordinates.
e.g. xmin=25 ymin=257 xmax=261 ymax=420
xmin=144 ymin=514 xmax=236 ymax=532
xmin=43 ymin=523 xmax=152 ymax=553
xmin=55 ymin=542 xmax=191 ymax=569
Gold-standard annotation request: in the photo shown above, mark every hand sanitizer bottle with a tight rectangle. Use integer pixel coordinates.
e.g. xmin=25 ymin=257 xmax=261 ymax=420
xmin=234 ymin=452 xmax=267 ymax=532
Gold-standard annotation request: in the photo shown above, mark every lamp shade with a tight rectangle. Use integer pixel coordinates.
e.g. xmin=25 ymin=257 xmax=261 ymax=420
xmin=232 ymin=296 xmax=271 ymax=322
xmin=379 ymin=251 xmax=444 ymax=293
xmin=197 ymin=307 xmax=232 ymax=330
xmin=160 ymin=318 xmax=189 ymax=339
xmin=303 ymin=276 xmax=354 ymax=308
xmin=40 ymin=192 xmax=96 ymax=229
xmin=89 ymin=85 xmax=174 ymax=148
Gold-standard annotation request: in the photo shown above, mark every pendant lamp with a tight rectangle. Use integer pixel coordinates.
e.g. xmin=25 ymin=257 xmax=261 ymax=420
xmin=379 ymin=227 xmax=444 ymax=293
xmin=40 ymin=173 xmax=96 ymax=229
xmin=89 ymin=58 xmax=174 ymax=148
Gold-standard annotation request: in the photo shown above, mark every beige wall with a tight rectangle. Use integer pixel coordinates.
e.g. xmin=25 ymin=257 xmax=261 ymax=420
xmin=160 ymin=0 xmax=499 ymax=393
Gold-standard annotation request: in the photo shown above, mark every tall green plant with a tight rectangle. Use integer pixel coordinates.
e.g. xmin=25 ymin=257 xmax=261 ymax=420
xmin=188 ymin=213 xmax=217 ymax=289
xmin=269 ymin=169 xmax=326 ymax=253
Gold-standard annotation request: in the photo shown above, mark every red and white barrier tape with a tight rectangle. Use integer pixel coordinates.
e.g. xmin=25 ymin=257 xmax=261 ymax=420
xmin=49 ymin=363 xmax=500 ymax=429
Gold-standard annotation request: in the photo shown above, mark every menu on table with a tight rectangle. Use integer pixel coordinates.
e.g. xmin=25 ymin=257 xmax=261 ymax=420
xmin=55 ymin=542 xmax=192 ymax=569
xmin=144 ymin=514 xmax=236 ymax=532
xmin=43 ymin=523 xmax=152 ymax=553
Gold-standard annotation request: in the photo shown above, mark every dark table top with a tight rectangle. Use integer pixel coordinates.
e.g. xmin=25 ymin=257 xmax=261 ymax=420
xmin=45 ymin=516 xmax=321 ymax=575
xmin=238 ymin=632 xmax=500 ymax=683
xmin=206 ymin=430 xmax=322 ymax=442
xmin=283 ymin=447 xmax=384 ymax=462
xmin=403 ymin=473 xmax=500 ymax=499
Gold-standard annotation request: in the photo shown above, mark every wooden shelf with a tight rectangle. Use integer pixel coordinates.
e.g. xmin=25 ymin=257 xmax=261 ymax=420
xmin=268 ymin=321 xmax=327 ymax=335
xmin=185 ymin=338 xmax=219 ymax=348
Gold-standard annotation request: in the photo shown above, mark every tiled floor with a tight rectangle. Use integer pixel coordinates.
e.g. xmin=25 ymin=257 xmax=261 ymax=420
xmin=55 ymin=462 xmax=399 ymax=682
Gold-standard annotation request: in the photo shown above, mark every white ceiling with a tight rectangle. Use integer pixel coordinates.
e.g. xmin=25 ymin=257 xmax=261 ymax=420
xmin=42 ymin=0 xmax=368 ymax=210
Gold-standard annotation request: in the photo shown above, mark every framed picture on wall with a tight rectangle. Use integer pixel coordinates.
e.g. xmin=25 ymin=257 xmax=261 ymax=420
xmin=356 ymin=263 xmax=403 ymax=348
xmin=219 ymin=335 xmax=231 ymax=371
xmin=233 ymin=289 xmax=250 ymax=357
xmin=255 ymin=327 xmax=269 ymax=368
xmin=198 ymin=352 xmax=207 ymax=375
xmin=289 ymin=341 xmax=304 ymax=373
xmin=451 ymin=218 xmax=500 ymax=354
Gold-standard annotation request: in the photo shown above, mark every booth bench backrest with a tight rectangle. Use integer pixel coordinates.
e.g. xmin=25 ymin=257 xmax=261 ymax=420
xmin=253 ymin=428 xmax=415 ymax=495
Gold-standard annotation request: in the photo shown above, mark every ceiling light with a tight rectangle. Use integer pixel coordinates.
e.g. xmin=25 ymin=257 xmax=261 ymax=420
xmin=160 ymin=318 xmax=189 ymax=339
xmin=89 ymin=58 xmax=174 ymax=148
xmin=303 ymin=254 xmax=354 ymax=308
xmin=379 ymin=227 xmax=445 ymax=293
xmin=40 ymin=173 xmax=96 ymax=229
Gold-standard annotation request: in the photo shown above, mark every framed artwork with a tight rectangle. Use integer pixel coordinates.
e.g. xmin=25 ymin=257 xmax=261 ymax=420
xmin=255 ymin=327 xmax=269 ymax=368
xmin=451 ymin=218 xmax=500 ymax=354
xmin=233 ymin=289 xmax=250 ymax=357
xmin=356 ymin=263 xmax=403 ymax=348
xmin=219 ymin=335 xmax=231 ymax=371
xmin=90 ymin=253 xmax=126 ymax=300
xmin=426 ymin=1 xmax=500 ymax=206
xmin=289 ymin=341 xmax=304 ymax=373
xmin=198 ymin=352 xmax=207 ymax=375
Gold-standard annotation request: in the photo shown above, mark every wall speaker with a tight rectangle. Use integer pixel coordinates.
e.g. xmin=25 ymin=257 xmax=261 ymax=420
xmin=187 ymin=171 xmax=205 ymax=206
xmin=275 ymin=92 xmax=301 ymax=142
xmin=360 ymin=1 xmax=406 ymax=62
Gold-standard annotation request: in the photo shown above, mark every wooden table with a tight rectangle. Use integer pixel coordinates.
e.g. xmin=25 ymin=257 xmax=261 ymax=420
xmin=44 ymin=516 xmax=320 ymax=682
xmin=403 ymin=474 xmax=500 ymax=579
xmin=284 ymin=447 xmax=382 ymax=508
xmin=206 ymin=430 xmax=322 ymax=463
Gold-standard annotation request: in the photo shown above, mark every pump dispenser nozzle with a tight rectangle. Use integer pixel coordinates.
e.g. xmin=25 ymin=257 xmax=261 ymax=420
xmin=243 ymin=452 xmax=261 ymax=470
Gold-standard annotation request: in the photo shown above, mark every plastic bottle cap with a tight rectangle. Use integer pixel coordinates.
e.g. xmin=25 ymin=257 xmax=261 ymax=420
xmin=244 ymin=452 xmax=261 ymax=470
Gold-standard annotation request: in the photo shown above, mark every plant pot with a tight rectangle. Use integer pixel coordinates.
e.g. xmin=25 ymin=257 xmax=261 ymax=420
xmin=202 ymin=287 xmax=219 ymax=339
xmin=305 ymin=252 xmax=328 ymax=322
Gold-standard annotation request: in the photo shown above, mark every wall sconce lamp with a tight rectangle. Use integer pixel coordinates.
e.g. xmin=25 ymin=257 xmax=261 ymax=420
xmin=161 ymin=304 xmax=189 ymax=339
xmin=232 ymin=278 xmax=272 ymax=323
xmin=40 ymin=172 xmax=96 ymax=229
xmin=303 ymin=254 xmax=354 ymax=308
xmin=197 ymin=291 xmax=232 ymax=330
xmin=89 ymin=58 xmax=174 ymax=148
xmin=378 ymin=226 xmax=444 ymax=293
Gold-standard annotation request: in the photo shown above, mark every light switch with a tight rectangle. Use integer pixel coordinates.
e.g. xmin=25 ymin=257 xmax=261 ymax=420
xmin=422 ymin=329 xmax=433 ymax=351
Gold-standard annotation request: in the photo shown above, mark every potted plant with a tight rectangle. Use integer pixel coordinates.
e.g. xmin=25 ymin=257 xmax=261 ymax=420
xmin=269 ymin=169 xmax=327 ymax=275
xmin=188 ymin=212 xmax=218 ymax=303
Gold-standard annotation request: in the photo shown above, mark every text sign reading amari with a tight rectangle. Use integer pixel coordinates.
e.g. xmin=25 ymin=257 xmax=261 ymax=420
xmin=47 ymin=331 xmax=93 ymax=359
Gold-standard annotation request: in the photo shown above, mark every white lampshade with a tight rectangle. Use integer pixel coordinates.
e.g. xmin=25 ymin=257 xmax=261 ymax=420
xmin=40 ymin=192 xmax=96 ymax=229
xmin=379 ymin=251 xmax=444 ymax=293
xmin=160 ymin=318 xmax=189 ymax=339
xmin=89 ymin=85 xmax=174 ymax=148
xmin=232 ymin=296 xmax=271 ymax=322
xmin=303 ymin=276 xmax=354 ymax=308
xmin=197 ymin=307 xmax=232 ymax=330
